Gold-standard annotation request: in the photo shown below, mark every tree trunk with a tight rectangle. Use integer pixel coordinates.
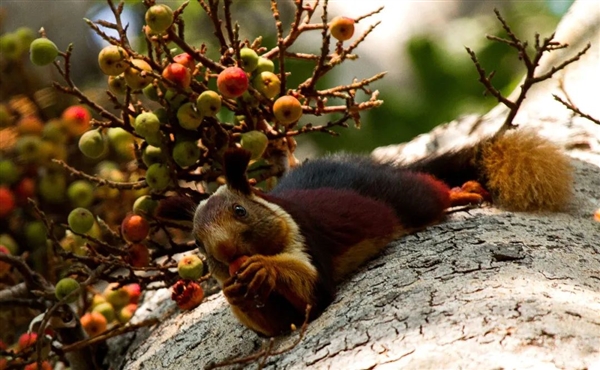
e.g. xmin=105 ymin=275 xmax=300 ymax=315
xmin=110 ymin=1 xmax=600 ymax=368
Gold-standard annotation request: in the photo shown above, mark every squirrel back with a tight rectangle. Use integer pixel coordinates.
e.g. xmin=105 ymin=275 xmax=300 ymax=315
xmin=158 ymin=130 xmax=573 ymax=337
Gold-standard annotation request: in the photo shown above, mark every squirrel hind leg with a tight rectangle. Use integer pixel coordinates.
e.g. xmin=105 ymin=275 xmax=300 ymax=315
xmin=482 ymin=130 xmax=573 ymax=212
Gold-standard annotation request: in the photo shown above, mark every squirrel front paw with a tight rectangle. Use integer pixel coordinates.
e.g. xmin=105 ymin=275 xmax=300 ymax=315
xmin=223 ymin=256 xmax=277 ymax=307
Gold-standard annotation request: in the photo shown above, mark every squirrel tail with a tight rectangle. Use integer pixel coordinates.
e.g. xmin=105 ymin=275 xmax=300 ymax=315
xmin=404 ymin=130 xmax=573 ymax=212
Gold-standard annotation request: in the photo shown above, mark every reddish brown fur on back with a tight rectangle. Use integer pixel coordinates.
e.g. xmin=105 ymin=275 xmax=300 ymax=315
xmin=482 ymin=131 xmax=573 ymax=211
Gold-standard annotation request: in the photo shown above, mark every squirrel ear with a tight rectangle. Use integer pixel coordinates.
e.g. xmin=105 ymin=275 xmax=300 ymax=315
xmin=224 ymin=148 xmax=252 ymax=195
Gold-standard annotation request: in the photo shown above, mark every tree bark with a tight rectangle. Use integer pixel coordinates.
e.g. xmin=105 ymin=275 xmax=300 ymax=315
xmin=110 ymin=1 xmax=600 ymax=369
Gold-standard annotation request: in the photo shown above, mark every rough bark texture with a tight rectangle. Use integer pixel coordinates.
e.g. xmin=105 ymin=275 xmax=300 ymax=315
xmin=110 ymin=1 xmax=600 ymax=369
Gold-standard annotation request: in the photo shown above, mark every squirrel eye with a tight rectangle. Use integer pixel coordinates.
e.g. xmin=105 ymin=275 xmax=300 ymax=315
xmin=232 ymin=204 xmax=247 ymax=217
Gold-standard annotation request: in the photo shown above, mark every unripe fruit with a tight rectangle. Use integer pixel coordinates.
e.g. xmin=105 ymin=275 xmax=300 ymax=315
xmin=252 ymin=71 xmax=281 ymax=99
xmin=38 ymin=173 xmax=67 ymax=204
xmin=18 ymin=332 xmax=38 ymax=350
xmin=255 ymin=57 xmax=275 ymax=74
xmin=145 ymin=4 xmax=174 ymax=34
xmin=178 ymin=254 xmax=204 ymax=280
xmin=15 ymin=27 xmax=35 ymax=52
xmin=142 ymin=145 xmax=164 ymax=167
xmin=108 ymin=74 xmax=127 ymax=95
xmin=67 ymin=180 xmax=95 ymax=208
xmin=329 ymin=16 xmax=355 ymax=41
xmin=0 ymin=187 xmax=15 ymax=218
xmin=92 ymin=302 xmax=116 ymax=322
xmin=91 ymin=294 xmax=106 ymax=308
xmin=0 ymin=159 xmax=19 ymax=185
xmin=0 ymin=234 xmax=18 ymax=254
xmin=217 ymin=67 xmax=249 ymax=99
xmin=124 ymin=59 xmax=153 ymax=90
xmin=0 ymin=33 xmax=20 ymax=60
xmin=42 ymin=119 xmax=69 ymax=144
xmin=133 ymin=195 xmax=158 ymax=216
xmin=29 ymin=38 xmax=59 ymax=66
xmin=25 ymin=221 xmax=47 ymax=248
xmin=162 ymin=63 xmax=191 ymax=89
xmin=176 ymin=102 xmax=203 ymax=130
xmin=118 ymin=303 xmax=138 ymax=323
xmin=172 ymin=140 xmax=200 ymax=168
xmin=121 ymin=213 xmax=150 ymax=242
xmin=126 ymin=243 xmax=151 ymax=267
xmin=142 ymin=83 xmax=162 ymax=101
xmin=15 ymin=135 xmax=43 ymax=163
xmin=79 ymin=129 xmax=107 ymax=159
xmin=98 ymin=45 xmax=129 ymax=76
xmin=145 ymin=163 xmax=170 ymax=191
xmin=273 ymin=95 xmax=303 ymax=124
xmin=134 ymin=112 xmax=161 ymax=138
xmin=196 ymin=90 xmax=222 ymax=117
xmin=104 ymin=283 xmax=130 ymax=308
xmin=240 ymin=131 xmax=269 ymax=161
xmin=80 ymin=312 xmax=107 ymax=337
xmin=68 ymin=207 xmax=95 ymax=234
xmin=55 ymin=277 xmax=80 ymax=303
xmin=240 ymin=47 xmax=259 ymax=72
xmin=229 ymin=255 xmax=249 ymax=276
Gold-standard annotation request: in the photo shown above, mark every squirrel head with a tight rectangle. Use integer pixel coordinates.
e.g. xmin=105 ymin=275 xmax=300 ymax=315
xmin=191 ymin=148 xmax=301 ymax=282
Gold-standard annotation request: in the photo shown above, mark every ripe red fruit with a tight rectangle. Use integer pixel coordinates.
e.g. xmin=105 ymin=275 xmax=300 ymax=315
xmin=23 ymin=361 xmax=52 ymax=370
xmin=80 ymin=312 xmax=107 ymax=337
xmin=124 ymin=283 xmax=141 ymax=304
xmin=272 ymin=95 xmax=303 ymax=125
xmin=229 ymin=255 xmax=249 ymax=276
xmin=162 ymin=63 xmax=191 ymax=89
xmin=216 ymin=67 xmax=249 ymax=99
xmin=0 ymin=187 xmax=16 ymax=218
xmin=121 ymin=213 xmax=150 ymax=242
xmin=171 ymin=280 xmax=204 ymax=310
xmin=329 ymin=16 xmax=355 ymax=41
xmin=14 ymin=177 xmax=35 ymax=204
xmin=173 ymin=53 xmax=195 ymax=71
xmin=62 ymin=105 xmax=91 ymax=136
xmin=18 ymin=332 xmax=38 ymax=350
xmin=126 ymin=243 xmax=151 ymax=267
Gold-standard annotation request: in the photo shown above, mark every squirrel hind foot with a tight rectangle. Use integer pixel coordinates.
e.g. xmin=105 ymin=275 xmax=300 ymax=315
xmin=482 ymin=130 xmax=573 ymax=212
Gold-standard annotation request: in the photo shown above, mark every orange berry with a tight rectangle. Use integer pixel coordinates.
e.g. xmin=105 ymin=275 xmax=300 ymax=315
xmin=121 ymin=213 xmax=150 ymax=242
xmin=80 ymin=311 xmax=107 ymax=337
xmin=329 ymin=16 xmax=355 ymax=41
xmin=273 ymin=95 xmax=302 ymax=125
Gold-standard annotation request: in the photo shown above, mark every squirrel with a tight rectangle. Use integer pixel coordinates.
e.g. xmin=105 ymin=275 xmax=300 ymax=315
xmin=157 ymin=130 xmax=573 ymax=337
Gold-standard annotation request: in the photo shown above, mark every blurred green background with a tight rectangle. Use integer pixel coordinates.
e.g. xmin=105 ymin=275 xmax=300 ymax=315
xmin=1 ymin=0 xmax=574 ymax=156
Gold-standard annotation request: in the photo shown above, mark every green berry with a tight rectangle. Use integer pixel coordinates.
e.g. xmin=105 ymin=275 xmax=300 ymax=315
xmin=145 ymin=163 xmax=170 ymax=191
xmin=134 ymin=112 xmax=161 ymax=138
xmin=68 ymin=207 xmax=95 ymax=234
xmin=0 ymin=159 xmax=20 ymax=185
xmin=38 ymin=173 xmax=66 ymax=204
xmin=255 ymin=57 xmax=275 ymax=74
xmin=0 ymin=234 xmax=19 ymax=254
xmin=176 ymin=102 xmax=203 ymax=130
xmin=55 ymin=277 xmax=80 ymax=303
xmin=133 ymin=195 xmax=158 ymax=216
xmin=0 ymin=33 xmax=21 ymax=60
xmin=67 ymin=180 xmax=95 ymax=208
xmin=25 ymin=221 xmax=47 ymax=248
xmin=240 ymin=131 xmax=269 ymax=160
xmin=92 ymin=302 xmax=116 ymax=322
xmin=15 ymin=136 xmax=43 ymax=163
xmin=29 ymin=38 xmax=59 ymax=66
xmin=98 ymin=45 xmax=129 ymax=76
xmin=178 ymin=254 xmax=204 ymax=280
xmin=145 ymin=4 xmax=174 ymax=34
xmin=240 ymin=47 xmax=259 ymax=72
xmin=108 ymin=74 xmax=128 ymax=95
xmin=172 ymin=141 xmax=200 ymax=168
xmin=142 ymin=145 xmax=163 ymax=167
xmin=79 ymin=130 xmax=107 ymax=159
xmin=196 ymin=90 xmax=222 ymax=117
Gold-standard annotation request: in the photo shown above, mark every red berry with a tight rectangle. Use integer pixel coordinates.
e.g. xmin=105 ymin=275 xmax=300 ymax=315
xmin=171 ymin=280 xmax=204 ymax=310
xmin=229 ymin=255 xmax=249 ymax=277
xmin=18 ymin=332 xmax=38 ymax=351
xmin=121 ymin=213 xmax=150 ymax=242
xmin=217 ymin=67 xmax=249 ymax=99
xmin=126 ymin=243 xmax=151 ymax=267
xmin=173 ymin=53 xmax=195 ymax=71
xmin=0 ymin=187 xmax=16 ymax=218
xmin=162 ymin=63 xmax=191 ymax=89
